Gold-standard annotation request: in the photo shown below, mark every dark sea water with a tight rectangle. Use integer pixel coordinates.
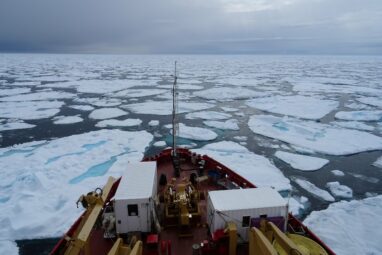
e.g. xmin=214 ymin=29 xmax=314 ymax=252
xmin=0 ymin=54 xmax=381 ymax=254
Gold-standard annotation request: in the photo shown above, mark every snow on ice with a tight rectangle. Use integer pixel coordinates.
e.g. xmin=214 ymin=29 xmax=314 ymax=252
xmin=331 ymin=170 xmax=345 ymax=176
xmin=0 ymin=88 xmax=31 ymax=97
xmin=0 ymin=91 xmax=75 ymax=102
xmin=68 ymin=105 xmax=95 ymax=111
xmin=304 ymin=195 xmax=382 ymax=255
xmin=0 ymin=101 xmax=64 ymax=120
xmin=194 ymin=141 xmax=291 ymax=191
xmin=275 ymin=151 xmax=329 ymax=171
xmin=356 ymin=96 xmax=382 ymax=108
xmin=246 ymin=95 xmax=338 ymax=120
xmin=0 ymin=240 xmax=18 ymax=255
xmin=175 ymin=123 xmax=218 ymax=141
xmin=0 ymin=119 xmax=35 ymax=131
xmin=148 ymin=120 xmax=159 ymax=127
xmin=110 ymin=89 xmax=166 ymax=98
xmin=332 ymin=121 xmax=374 ymax=131
xmin=248 ymin=115 xmax=382 ymax=155
xmin=0 ymin=130 xmax=153 ymax=242
xmin=88 ymin=108 xmax=128 ymax=120
xmin=193 ymin=87 xmax=266 ymax=101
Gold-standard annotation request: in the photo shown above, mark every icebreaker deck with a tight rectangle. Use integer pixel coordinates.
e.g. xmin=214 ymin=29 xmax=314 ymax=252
xmin=50 ymin=148 xmax=335 ymax=255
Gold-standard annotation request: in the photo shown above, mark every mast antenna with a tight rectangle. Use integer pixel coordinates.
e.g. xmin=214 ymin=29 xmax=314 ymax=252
xmin=172 ymin=61 xmax=180 ymax=177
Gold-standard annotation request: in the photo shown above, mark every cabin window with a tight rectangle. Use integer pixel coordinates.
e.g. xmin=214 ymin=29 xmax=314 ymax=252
xmin=242 ymin=216 xmax=250 ymax=227
xmin=128 ymin=204 xmax=139 ymax=216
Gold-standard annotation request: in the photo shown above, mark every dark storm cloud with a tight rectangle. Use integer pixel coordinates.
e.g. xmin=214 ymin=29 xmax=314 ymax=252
xmin=0 ymin=0 xmax=381 ymax=54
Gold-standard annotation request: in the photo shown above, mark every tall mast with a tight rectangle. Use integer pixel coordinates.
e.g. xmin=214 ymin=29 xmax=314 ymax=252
xmin=172 ymin=61 xmax=180 ymax=177
xmin=172 ymin=61 xmax=178 ymax=156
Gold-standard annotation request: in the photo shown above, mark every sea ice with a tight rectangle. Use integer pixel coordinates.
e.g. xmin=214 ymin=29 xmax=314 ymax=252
xmin=76 ymin=80 xmax=137 ymax=94
xmin=0 ymin=119 xmax=35 ymax=131
xmin=194 ymin=141 xmax=291 ymax=191
xmin=246 ymin=95 xmax=338 ymax=120
xmin=95 ymin=118 xmax=142 ymax=128
xmin=0 ymin=240 xmax=18 ymax=255
xmin=203 ymin=119 xmax=239 ymax=130
xmin=293 ymin=82 xmax=382 ymax=96
xmin=373 ymin=156 xmax=382 ymax=168
xmin=0 ymin=129 xmax=153 ymax=242
xmin=304 ymin=195 xmax=382 ymax=255
xmin=153 ymin=141 xmax=166 ymax=147
xmin=326 ymin=182 xmax=353 ymax=199
xmin=68 ymin=105 xmax=95 ymax=111
xmin=75 ymin=97 xmax=122 ymax=107
xmin=335 ymin=110 xmax=382 ymax=121
xmin=88 ymin=108 xmax=128 ymax=120
xmin=185 ymin=111 xmax=231 ymax=120
xmin=356 ymin=97 xmax=382 ymax=108
xmin=0 ymin=101 xmax=64 ymax=120
xmin=157 ymin=84 xmax=204 ymax=90
xmin=349 ymin=173 xmax=379 ymax=183
xmin=175 ymin=123 xmax=217 ymax=141
xmin=0 ymin=91 xmax=75 ymax=102
xmin=275 ymin=151 xmax=329 ymax=171
xmin=293 ymin=178 xmax=335 ymax=202
xmin=331 ymin=170 xmax=345 ymax=176
xmin=220 ymin=107 xmax=238 ymax=112
xmin=193 ymin=87 xmax=265 ymax=101
xmin=148 ymin=120 xmax=159 ymax=127
xmin=332 ymin=121 xmax=374 ymax=131
xmin=123 ymin=101 xmax=214 ymax=115
xmin=53 ymin=115 xmax=83 ymax=125
xmin=287 ymin=196 xmax=308 ymax=216
xmin=233 ymin=136 xmax=247 ymax=141
xmin=248 ymin=115 xmax=382 ymax=155
xmin=110 ymin=89 xmax=166 ymax=98
xmin=0 ymin=88 xmax=31 ymax=97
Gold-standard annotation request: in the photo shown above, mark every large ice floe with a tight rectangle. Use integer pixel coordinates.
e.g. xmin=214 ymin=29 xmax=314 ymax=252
xmin=88 ymin=108 xmax=128 ymax=120
xmin=304 ymin=195 xmax=382 ymax=255
xmin=335 ymin=110 xmax=382 ymax=121
xmin=175 ymin=123 xmax=218 ymax=141
xmin=185 ymin=111 xmax=232 ymax=120
xmin=193 ymin=87 xmax=266 ymax=101
xmin=293 ymin=178 xmax=335 ymax=202
xmin=95 ymin=118 xmax=142 ymax=128
xmin=53 ymin=115 xmax=84 ymax=125
xmin=0 ymin=91 xmax=75 ymax=102
xmin=203 ymin=119 xmax=240 ymax=130
xmin=356 ymin=96 xmax=382 ymax=108
xmin=0 ymin=130 xmax=152 ymax=243
xmin=110 ymin=89 xmax=167 ymax=98
xmin=123 ymin=101 xmax=214 ymax=115
xmin=194 ymin=141 xmax=291 ymax=191
xmin=248 ymin=115 xmax=382 ymax=155
xmin=0 ymin=88 xmax=31 ymax=97
xmin=0 ymin=119 xmax=35 ymax=131
xmin=0 ymin=101 xmax=64 ymax=120
xmin=0 ymin=240 xmax=18 ymax=255
xmin=326 ymin=181 xmax=353 ymax=199
xmin=246 ymin=95 xmax=338 ymax=120
xmin=74 ymin=80 xmax=137 ymax=94
xmin=275 ymin=151 xmax=329 ymax=171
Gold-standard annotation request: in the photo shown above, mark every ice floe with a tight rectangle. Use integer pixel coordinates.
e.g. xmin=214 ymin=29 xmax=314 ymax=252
xmin=157 ymin=84 xmax=203 ymax=90
xmin=287 ymin=196 xmax=308 ymax=216
xmin=326 ymin=181 xmax=353 ymax=198
xmin=293 ymin=178 xmax=335 ymax=202
xmin=88 ymin=108 xmax=128 ymax=120
xmin=53 ymin=115 xmax=84 ymax=125
xmin=95 ymin=118 xmax=142 ymax=128
xmin=75 ymin=97 xmax=122 ymax=107
xmin=203 ymin=119 xmax=239 ymax=130
xmin=246 ymin=95 xmax=338 ymax=120
xmin=275 ymin=151 xmax=329 ymax=171
xmin=185 ymin=111 xmax=231 ymax=120
xmin=0 ymin=130 xmax=152 ymax=242
xmin=110 ymin=89 xmax=166 ymax=98
xmin=331 ymin=170 xmax=345 ymax=176
xmin=293 ymin=82 xmax=382 ymax=96
xmin=0 ymin=88 xmax=31 ymax=97
xmin=148 ymin=120 xmax=159 ymax=127
xmin=304 ymin=195 xmax=382 ymax=255
xmin=68 ymin=105 xmax=95 ymax=111
xmin=176 ymin=123 xmax=218 ymax=141
xmin=75 ymin=80 xmax=137 ymax=94
xmin=123 ymin=101 xmax=214 ymax=115
xmin=153 ymin=141 xmax=166 ymax=147
xmin=0 ymin=240 xmax=18 ymax=255
xmin=373 ymin=156 xmax=382 ymax=168
xmin=193 ymin=87 xmax=265 ymax=101
xmin=0 ymin=101 xmax=64 ymax=120
xmin=0 ymin=91 xmax=75 ymax=102
xmin=349 ymin=172 xmax=379 ymax=183
xmin=356 ymin=97 xmax=382 ymax=108
xmin=0 ymin=119 xmax=35 ymax=131
xmin=332 ymin=121 xmax=374 ymax=131
xmin=248 ymin=115 xmax=382 ymax=155
xmin=335 ymin=110 xmax=382 ymax=121
xmin=194 ymin=141 xmax=291 ymax=191
xmin=220 ymin=107 xmax=238 ymax=112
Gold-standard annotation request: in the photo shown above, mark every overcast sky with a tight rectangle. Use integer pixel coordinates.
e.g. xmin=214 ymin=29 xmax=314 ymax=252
xmin=0 ymin=0 xmax=381 ymax=54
